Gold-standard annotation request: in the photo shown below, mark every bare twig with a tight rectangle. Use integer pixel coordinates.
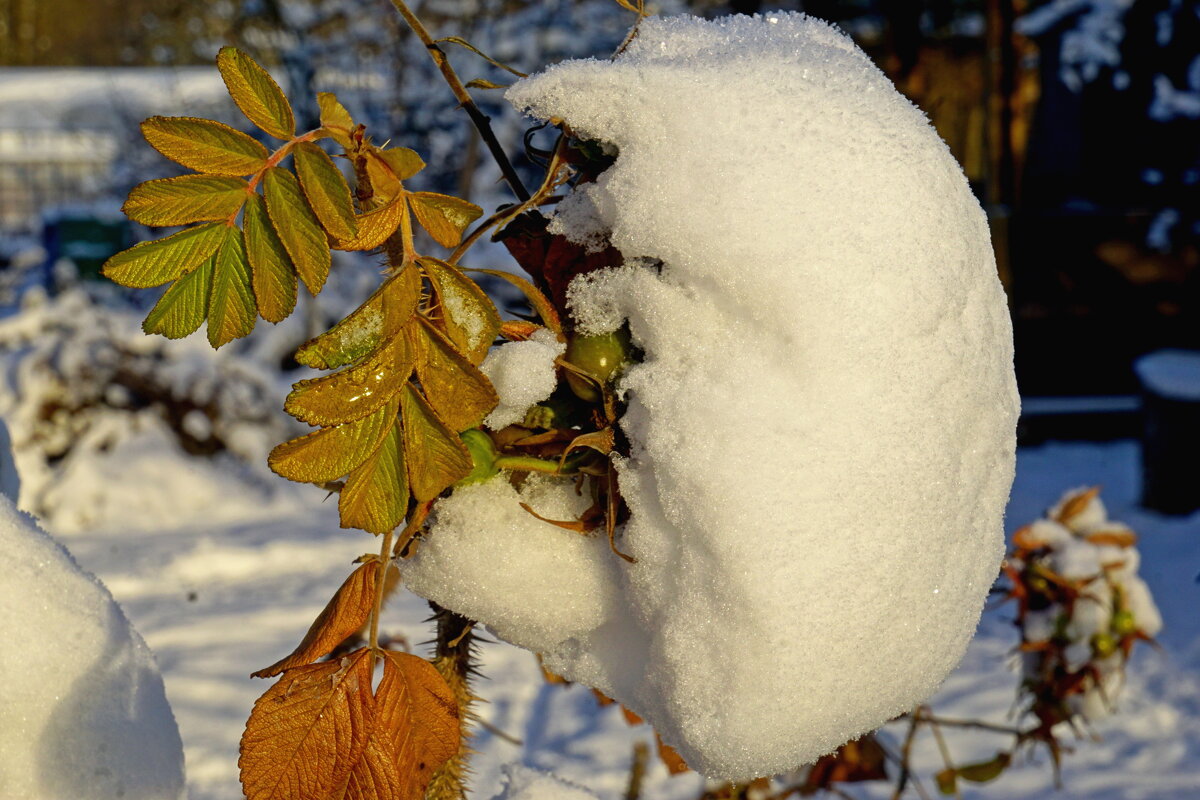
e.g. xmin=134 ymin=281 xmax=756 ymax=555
xmin=624 ymin=741 xmax=649 ymax=800
xmin=388 ymin=0 xmax=530 ymax=202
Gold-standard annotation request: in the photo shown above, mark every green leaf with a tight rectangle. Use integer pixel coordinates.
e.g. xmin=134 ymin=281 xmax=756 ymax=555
xmin=956 ymin=754 xmax=1011 ymax=784
xmin=294 ymin=264 xmax=421 ymax=370
xmin=419 ymin=257 xmax=501 ymax=364
xmin=208 ymin=226 xmax=257 ymax=348
xmin=285 ymin=333 xmax=413 ymax=427
xmin=293 ymin=142 xmax=358 ymax=242
xmin=216 ymin=46 xmax=295 ymax=140
xmin=411 ymin=317 xmax=497 ymax=432
xmin=408 ymin=192 xmax=482 ymax=249
xmin=123 ymin=175 xmax=249 ymax=227
xmin=400 ymin=383 xmax=472 ymax=502
xmin=102 ymin=222 xmax=227 ymax=289
xmin=143 ymin=255 xmax=214 ymax=339
xmin=263 ymin=166 xmax=331 ymax=295
xmin=333 ymin=195 xmax=405 ymax=252
xmin=378 ymin=147 xmax=425 ymax=181
xmin=317 ymin=93 xmax=354 ymax=148
xmin=141 ymin=116 xmax=268 ymax=176
xmin=935 ymin=769 xmax=958 ymax=796
xmin=340 ymin=422 xmax=408 ymax=534
xmin=269 ymin=399 xmax=398 ymax=483
xmin=243 ymin=193 xmax=297 ymax=323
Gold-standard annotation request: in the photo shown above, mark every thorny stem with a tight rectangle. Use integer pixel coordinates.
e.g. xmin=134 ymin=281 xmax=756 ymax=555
xmin=388 ymin=0 xmax=531 ymax=203
xmin=368 ymin=527 xmax=395 ymax=668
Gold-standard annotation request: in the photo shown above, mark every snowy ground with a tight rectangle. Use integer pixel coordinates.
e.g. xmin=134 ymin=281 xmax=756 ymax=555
xmin=31 ymin=436 xmax=1198 ymax=800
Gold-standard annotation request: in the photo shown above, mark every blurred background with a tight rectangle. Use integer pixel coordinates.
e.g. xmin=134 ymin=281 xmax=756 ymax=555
xmin=2 ymin=0 xmax=1198 ymax=437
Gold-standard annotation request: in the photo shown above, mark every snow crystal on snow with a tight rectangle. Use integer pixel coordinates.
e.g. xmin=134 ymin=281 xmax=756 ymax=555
xmin=493 ymin=764 xmax=599 ymax=800
xmin=0 ymin=495 xmax=185 ymax=799
xmin=407 ymin=12 xmax=1018 ymax=780
xmin=480 ymin=328 xmax=566 ymax=429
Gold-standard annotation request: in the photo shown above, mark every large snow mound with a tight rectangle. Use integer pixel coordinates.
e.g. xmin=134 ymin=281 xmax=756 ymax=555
xmin=0 ymin=490 xmax=185 ymax=798
xmin=405 ymin=12 xmax=1018 ymax=780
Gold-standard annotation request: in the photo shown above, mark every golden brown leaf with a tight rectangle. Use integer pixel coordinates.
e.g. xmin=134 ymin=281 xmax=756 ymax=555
xmin=263 ymin=166 xmax=332 ymax=295
xmin=286 ymin=333 xmax=414 ymax=427
xmin=269 ymin=398 xmax=398 ymax=483
xmin=318 ymin=92 xmax=354 ymax=148
xmin=400 ymin=383 xmax=472 ymax=502
xmin=334 ymin=195 xmax=406 ymax=252
xmin=141 ymin=116 xmax=268 ymax=176
xmin=410 ymin=317 xmax=498 ymax=432
xmin=123 ymin=174 xmax=249 ymax=227
xmin=338 ymin=651 xmax=460 ymax=800
xmin=340 ymin=422 xmax=409 ymax=535
xmin=253 ymin=562 xmax=381 ymax=678
xmin=408 ymin=192 xmax=482 ymax=249
xmin=217 ymin=46 xmax=295 ymax=140
xmin=102 ymin=221 xmax=228 ymax=289
xmin=294 ymin=141 xmax=358 ymax=242
xmin=1054 ymin=486 xmax=1101 ymax=527
xmin=419 ymin=257 xmax=501 ymax=365
xmin=243 ymin=192 xmax=298 ymax=323
xmin=239 ymin=650 xmax=374 ymax=800
xmin=295 ymin=264 xmax=421 ymax=370
xmin=465 ymin=268 xmax=562 ymax=339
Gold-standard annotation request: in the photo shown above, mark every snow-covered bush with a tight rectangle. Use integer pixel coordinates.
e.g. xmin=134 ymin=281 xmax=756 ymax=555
xmin=87 ymin=4 xmax=1034 ymax=799
xmin=0 ymin=284 xmax=292 ymax=529
xmin=1008 ymin=486 xmax=1163 ymax=729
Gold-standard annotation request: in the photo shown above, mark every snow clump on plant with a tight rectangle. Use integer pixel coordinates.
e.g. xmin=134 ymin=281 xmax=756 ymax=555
xmin=403 ymin=12 xmax=1018 ymax=780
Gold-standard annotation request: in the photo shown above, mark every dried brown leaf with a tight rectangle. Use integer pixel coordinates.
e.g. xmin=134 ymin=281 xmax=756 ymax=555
xmin=252 ymin=562 xmax=380 ymax=678
xmin=239 ymin=650 xmax=374 ymax=800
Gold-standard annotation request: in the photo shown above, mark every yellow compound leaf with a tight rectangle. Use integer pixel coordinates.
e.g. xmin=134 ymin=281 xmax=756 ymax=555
xmin=142 ymin=253 xmax=214 ymax=339
xmin=400 ymin=383 xmax=472 ymax=502
xmin=243 ymin=193 xmax=298 ymax=323
xmin=123 ymin=174 xmax=249 ymax=227
xmin=294 ymin=141 xmax=358 ymax=242
xmin=340 ymin=423 xmax=409 ymax=535
xmin=102 ymin=221 xmax=227 ymax=289
xmin=378 ymin=147 xmax=425 ymax=182
xmin=420 ymin=257 xmax=501 ymax=365
xmin=252 ymin=562 xmax=380 ymax=678
xmin=208 ymin=226 xmax=257 ymax=348
xmin=217 ymin=46 xmax=295 ymax=140
xmin=295 ymin=264 xmax=421 ymax=370
xmin=141 ymin=116 xmax=268 ymax=176
xmin=410 ymin=317 xmax=497 ymax=432
xmin=318 ymin=92 xmax=354 ymax=148
xmin=466 ymin=267 xmax=562 ymax=339
xmin=407 ymin=192 xmax=482 ymax=249
xmin=269 ymin=398 xmax=398 ymax=484
xmin=286 ymin=333 xmax=414 ymax=427
xmin=338 ymin=651 xmax=460 ymax=800
xmin=263 ymin=166 xmax=331 ymax=295
xmin=239 ymin=650 xmax=374 ymax=800
xmin=334 ymin=195 xmax=405 ymax=252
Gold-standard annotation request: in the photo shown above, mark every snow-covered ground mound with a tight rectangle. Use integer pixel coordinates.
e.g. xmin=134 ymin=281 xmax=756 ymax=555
xmin=0 ymin=426 xmax=185 ymax=800
xmin=405 ymin=12 xmax=1018 ymax=779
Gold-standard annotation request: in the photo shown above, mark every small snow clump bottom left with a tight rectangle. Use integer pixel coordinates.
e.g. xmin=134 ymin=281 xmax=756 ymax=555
xmin=0 ymin=422 xmax=185 ymax=800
